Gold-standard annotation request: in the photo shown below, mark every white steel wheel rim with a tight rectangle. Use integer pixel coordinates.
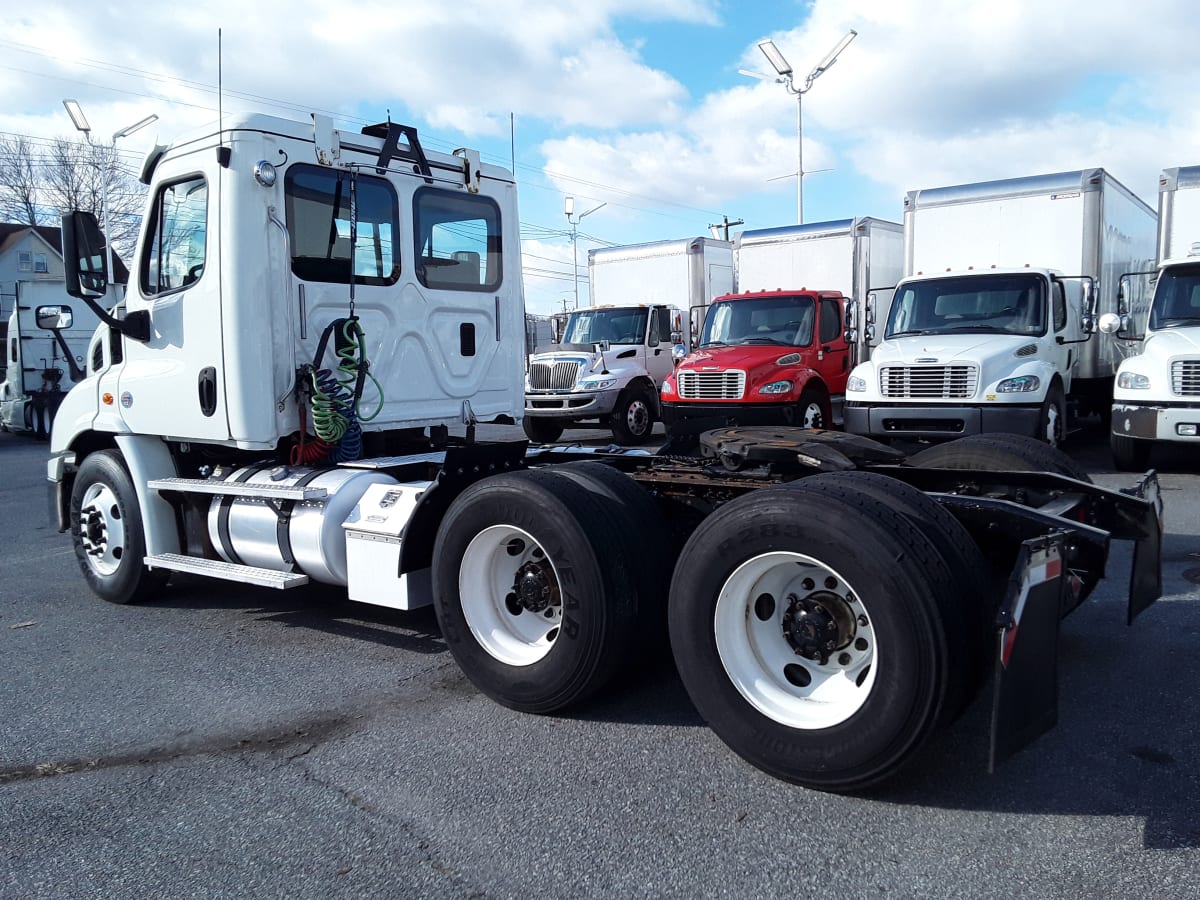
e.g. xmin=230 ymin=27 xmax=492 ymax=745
xmin=626 ymin=398 xmax=651 ymax=435
xmin=801 ymin=402 xmax=824 ymax=429
xmin=714 ymin=551 xmax=877 ymax=730
xmin=459 ymin=524 xmax=562 ymax=667
xmin=79 ymin=483 xmax=126 ymax=577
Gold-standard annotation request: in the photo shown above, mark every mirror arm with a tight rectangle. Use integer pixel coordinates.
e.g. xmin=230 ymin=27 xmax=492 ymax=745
xmin=47 ymin=329 xmax=86 ymax=382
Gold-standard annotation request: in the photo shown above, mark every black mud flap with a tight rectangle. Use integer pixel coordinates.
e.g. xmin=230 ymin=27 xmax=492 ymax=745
xmin=989 ymin=534 xmax=1067 ymax=772
xmin=1124 ymin=471 xmax=1164 ymax=625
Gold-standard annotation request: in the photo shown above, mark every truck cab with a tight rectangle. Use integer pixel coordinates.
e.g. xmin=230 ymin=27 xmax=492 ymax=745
xmin=844 ymin=269 xmax=1087 ymax=444
xmin=660 ymin=289 xmax=849 ymax=434
xmin=523 ymin=302 xmax=681 ymax=444
xmin=1106 ymin=251 xmax=1200 ymax=468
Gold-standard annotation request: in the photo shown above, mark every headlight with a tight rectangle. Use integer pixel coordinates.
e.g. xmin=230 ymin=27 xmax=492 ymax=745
xmin=996 ymin=375 xmax=1041 ymax=393
xmin=1118 ymin=371 xmax=1151 ymax=390
xmin=758 ymin=380 xmax=793 ymax=395
xmin=578 ymin=378 xmax=616 ymax=390
xmin=661 ymin=380 xmax=675 ymax=396
xmin=847 ymin=375 xmax=867 ymax=392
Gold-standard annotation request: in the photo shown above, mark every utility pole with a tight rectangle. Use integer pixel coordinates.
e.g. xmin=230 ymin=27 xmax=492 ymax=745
xmin=708 ymin=216 xmax=744 ymax=241
xmin=565 ymin=196 xmax=606 ymax=309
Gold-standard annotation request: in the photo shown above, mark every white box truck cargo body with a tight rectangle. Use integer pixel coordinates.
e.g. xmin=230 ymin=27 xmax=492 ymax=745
xmin=845 ymin=169 xmax=1157 ymax=444
xmin=1107 ymin=165 xmax=1200 ymax=467
xmin=588 ymin=237 xmax=733 ymax=323
xmin=734 ymin=217 xmax=903 ymax=362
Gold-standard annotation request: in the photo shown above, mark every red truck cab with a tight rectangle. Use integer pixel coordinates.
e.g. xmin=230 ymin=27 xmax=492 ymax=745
xmin=660 ymin=289 xmax=850 ymax=436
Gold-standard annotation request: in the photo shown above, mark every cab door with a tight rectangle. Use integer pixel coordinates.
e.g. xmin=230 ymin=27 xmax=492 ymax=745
xmin=117 ymin=159 xmax=228 ymax=441
xmin=816 ymin=295 xmax=850 ymax=394
xmin=644 ymin=306 xmax=677 ymax=386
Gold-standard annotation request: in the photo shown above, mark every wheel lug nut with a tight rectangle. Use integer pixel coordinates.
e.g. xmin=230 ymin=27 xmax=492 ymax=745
xmin=838 ymin=653 xmax=852 ymax=666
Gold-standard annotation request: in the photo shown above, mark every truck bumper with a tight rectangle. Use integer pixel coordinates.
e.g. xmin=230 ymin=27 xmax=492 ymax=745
xmin=662 ymin=401 xmax=798 ymax=435
xmin=843 ymin=402 xmax=1041 ymax=441
xmin=1112 ymin=402 xmax=1200 ymax=442
xmin=525 ymin=388 xmax=619 ymax=421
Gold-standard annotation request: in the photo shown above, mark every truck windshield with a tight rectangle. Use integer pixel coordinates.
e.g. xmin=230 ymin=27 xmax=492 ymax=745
xmin=562 ymin=308 xmax=648 ymax=345
xmin=700 ymin=295 xmax=814 ymax=347
xmin=1149 ymin=263 xmax=1200 ymax=330
xmin=886 ymin=274 xmax=1046 ymax=338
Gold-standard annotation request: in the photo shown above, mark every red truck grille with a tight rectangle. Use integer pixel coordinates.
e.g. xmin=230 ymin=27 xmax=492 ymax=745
xmin=677 ymin=370 xmax=746 ymax=400
xmin=528 ymin=360 xmax=582 ymax=391
xmin=879 ymin=365 xmax=978 ymax=399
xmin=1171 ymin=359 xmax=1200 ymax=395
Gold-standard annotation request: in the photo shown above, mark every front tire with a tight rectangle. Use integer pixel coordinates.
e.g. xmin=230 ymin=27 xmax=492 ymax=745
xmin=69 ymin=449 xmax=168 ymax=604
xmin=1111 ymin=431 xmax=1152 ymax=471
xmin=522 ymin=416 xmax=565 ymax=444
xmin=668 ymin=477 xmax=968 ymax=792
xmin=1038 ymin=383 xmax=1066 ymax=447
xmin=796 ymin=386 xmax=830 ymax=430
xmin=611 ymin=386 xmax=656 ymax=445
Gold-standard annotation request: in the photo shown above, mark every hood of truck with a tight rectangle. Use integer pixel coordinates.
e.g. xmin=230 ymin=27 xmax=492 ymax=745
xmin=527 ymin=344 xmax=645 ymax=388
xmin=870 ymin=332 xmax=1037 ymax=366
xmin=1143 ymin=327 xmax=1200 ymax=358
xmin=675 ymin=344 xmax=816 ymax=387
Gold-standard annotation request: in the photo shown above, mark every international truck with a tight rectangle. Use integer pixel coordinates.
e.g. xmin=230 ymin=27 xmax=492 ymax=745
xmin=522 ymin=237 xmax=732 ymax=444
xmin=734 ymin=217 xmax=904 ymax=362
xmin=844 ymin=170 xmax=1157 ymax=445
xmin=1104 ymin=165 xmax=1200 ymax=468
xmin=0 ymin=281 xmax=105 ymax=437
xmin=46 ymin=110 xmax=1163 ymax=794
xmin=659 ymin=288 xmax=851 ymax=434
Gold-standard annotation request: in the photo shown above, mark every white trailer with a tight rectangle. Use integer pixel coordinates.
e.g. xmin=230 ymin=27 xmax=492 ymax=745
xmin=44 ymin=112 xmax=1162 ymax=794
xmin=1104 ymin=165 xmax=1200 ymax=467
xmin=521 ymin=238 xmax=732 ymax=444
xmin=0 ymin=281 xmax=107 ymax=437
xmin=845 ymin=169 xmax=1157 ymax=445
xmin=734 ymin=217 xmax=903 ymax=362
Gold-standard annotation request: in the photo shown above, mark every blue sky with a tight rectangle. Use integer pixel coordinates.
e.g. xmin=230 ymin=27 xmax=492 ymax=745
xmin=4 ymin=0 xmax=1200 ymax=314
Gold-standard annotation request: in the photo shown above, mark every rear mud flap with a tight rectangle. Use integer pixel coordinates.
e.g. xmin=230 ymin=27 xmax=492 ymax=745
xmin=988 ymin=535 xmax=1067 ymax=772
xmin=1125 ymin=471 xmax=1164 ymax=625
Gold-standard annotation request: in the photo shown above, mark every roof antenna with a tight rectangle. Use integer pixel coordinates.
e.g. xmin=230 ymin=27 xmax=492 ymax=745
xmin=216 ymin=28 xmax=230 ymax=167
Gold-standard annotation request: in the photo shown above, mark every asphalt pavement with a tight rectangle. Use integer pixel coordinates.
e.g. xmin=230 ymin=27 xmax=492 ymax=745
xmin=1 ymin=424 xmax=1198 ymax=899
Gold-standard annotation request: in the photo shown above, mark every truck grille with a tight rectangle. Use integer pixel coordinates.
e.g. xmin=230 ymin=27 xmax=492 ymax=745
xmin=677 ymin=370 xmax=746 ymax=400
xmin=1172 ymin=359 xmax=1200 ymax=395
xmin=528 ymin=360 xmax=582 ymax=391
xmin=879 ymin=365 xmax=978 ymax=399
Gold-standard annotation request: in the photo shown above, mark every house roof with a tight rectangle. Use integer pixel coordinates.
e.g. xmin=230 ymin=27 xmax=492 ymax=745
xmin=0 ymin=222 xmax=131 ymax=285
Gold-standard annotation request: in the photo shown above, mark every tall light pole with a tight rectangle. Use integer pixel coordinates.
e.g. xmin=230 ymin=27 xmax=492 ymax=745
xmin=63 ymin=100 xmax=158 ymax=289
xmin=565 ymin=196 xmax=606 ymax=309
xmin=757 ymin=30 xmax=857 ymax=224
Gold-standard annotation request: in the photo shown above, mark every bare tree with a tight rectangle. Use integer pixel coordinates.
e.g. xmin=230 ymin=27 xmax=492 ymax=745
xmin=0 ymin=134 xmax=148 ymax=270
xmin=0 ymin=136 xmax=41 ymax=225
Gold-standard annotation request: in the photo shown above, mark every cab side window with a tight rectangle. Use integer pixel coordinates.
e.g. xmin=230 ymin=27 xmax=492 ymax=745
xmin=819 ymin=297 xmax=842 ymax=344
xmin=414 ymin=188 xmax=502 ymax=291
xmin=141 ymin=175 xmax=208 ymax=296
xmin=1053 ymin=282 xmax=1067 ymax=332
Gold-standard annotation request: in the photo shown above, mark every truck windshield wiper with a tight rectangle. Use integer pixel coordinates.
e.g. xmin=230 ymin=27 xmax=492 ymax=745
xmin=700 ymin=341 xmax=728 ymax=348
xmin=741 ymin=337 xmax=788 ymax=345
xmin=941 ymin=325 xmax=1014 ymax=333
xmin=887 ymin=329 xmax=936 ymax=337
xmin=1156 ymin=317 xmax=1200 ymax=327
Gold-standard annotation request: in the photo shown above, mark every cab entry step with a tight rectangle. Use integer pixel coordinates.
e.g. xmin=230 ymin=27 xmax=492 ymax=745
xmin=144 ymin=553 xmax=309 ymax=589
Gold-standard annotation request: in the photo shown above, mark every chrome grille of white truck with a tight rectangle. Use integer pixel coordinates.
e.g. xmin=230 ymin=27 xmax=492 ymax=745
xmin=1171 ymin=359 xmax=1200 ymax=395
xmin=677 ymin=370 xmax=746 ymax=400
xmin=529 ymin=360 xmax=583 ymax=391
xmin=879 ymin=365 xmax=978 ymax=399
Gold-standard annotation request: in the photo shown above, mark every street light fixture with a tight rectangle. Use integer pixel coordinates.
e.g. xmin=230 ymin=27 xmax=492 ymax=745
xmin=757 ymin=29 xmax=858 ymax=224
xmin=62 ymin=100 xmax=158 ymax=291
xmin=565 ymin=196 xmax=606 ymax=310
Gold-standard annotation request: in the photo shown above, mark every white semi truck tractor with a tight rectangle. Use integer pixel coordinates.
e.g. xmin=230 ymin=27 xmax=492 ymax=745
xmin=46 ymin=111 xmax=1164 ymax=793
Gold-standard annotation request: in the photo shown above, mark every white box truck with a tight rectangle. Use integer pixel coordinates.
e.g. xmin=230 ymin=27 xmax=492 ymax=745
xmin=522 ymin=237 xmax=732 ymax=444
xmin=0 ymin=281 xmax=106 ymax=437
xmin=43 ymin=110 xmax=1162 ymax=793
xmin=734 ymin=217 xmax=904 ymax=363
xmin=1104 ymin=165 xmax=1200 ymax=468
xmin=845 ymin=169 xmax=1157 ymax=445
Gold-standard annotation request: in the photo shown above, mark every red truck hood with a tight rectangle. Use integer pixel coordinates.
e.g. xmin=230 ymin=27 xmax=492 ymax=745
xmin=680 ymin=344 xmax=808 ymax=372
